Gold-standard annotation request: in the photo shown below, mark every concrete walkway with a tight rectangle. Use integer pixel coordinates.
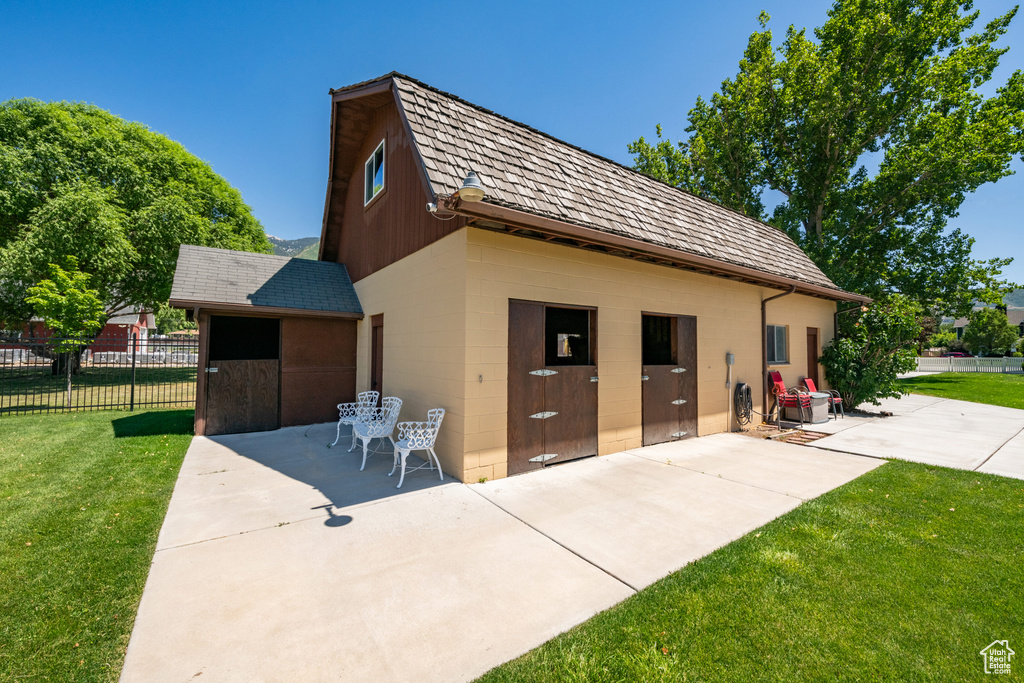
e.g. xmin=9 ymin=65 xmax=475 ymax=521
xmin=809 ymin=394 xmax=1024 ymax=479
xmin=121 ymin=426 xmax=879 ymax=683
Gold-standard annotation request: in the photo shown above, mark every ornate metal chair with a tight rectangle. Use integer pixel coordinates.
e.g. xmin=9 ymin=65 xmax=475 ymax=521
xmin=391 ymin=409 xmax=445 ymax=489
xmin=768 ymin=370 xmax=811 ymax=427
xmin=351 ymin=396 xmax=403 ymax=471
xmin=802 ymin=377 xmax=844 ymax=420
xmin=329 ymin=390 xmax=379 ymax=448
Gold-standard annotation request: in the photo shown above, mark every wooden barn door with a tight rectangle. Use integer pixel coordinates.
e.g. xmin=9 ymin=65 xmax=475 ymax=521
xmin=204 ymin=316 xmax=280 ymax=436
xmin=507 ymin=301 xmax=598 ymax=475
xmin=641 ymin=314 xmax=697 ymax=446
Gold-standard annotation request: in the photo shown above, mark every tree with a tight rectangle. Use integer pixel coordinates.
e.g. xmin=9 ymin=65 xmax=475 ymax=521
xmin=820 ymin=294 xmax=920 ymax=408
xmin=962 ymin=307 xmax=1019 ymax=355
xmin=0 ymin=99 xmax=271 ymax=327
xmin=154 ymin=304 xmax=196 ymax=336
xmin=928 ymin=323 xmax=957 ymax=349
xmin=629 ymin=0 xmax=1023 ymax=315
xmin=24 ymin=260 xmax=105 ymax=393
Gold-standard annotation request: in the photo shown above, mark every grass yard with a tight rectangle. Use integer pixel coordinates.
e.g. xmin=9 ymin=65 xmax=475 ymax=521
xmin=0 ymin=410 xmax=193 ymax=681
xmin=898 ymin=372 xmax=1024 ymax=410
xmin=479 ymin=461 xmax=1024 ymax=681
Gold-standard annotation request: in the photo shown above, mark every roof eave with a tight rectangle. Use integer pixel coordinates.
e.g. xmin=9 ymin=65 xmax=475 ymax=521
xmin=450 ymin=200 xmax=871 ymax=304
xmin=168 ymin=299 xmax=365 ymax=320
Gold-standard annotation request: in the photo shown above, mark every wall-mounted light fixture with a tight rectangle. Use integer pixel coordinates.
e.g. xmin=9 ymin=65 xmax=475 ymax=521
xmin=457 ymin=171 xmax=485 ymax=202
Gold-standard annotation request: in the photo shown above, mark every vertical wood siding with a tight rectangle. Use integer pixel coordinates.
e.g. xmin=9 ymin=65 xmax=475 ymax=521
xmin=327 ymin=97 xmax=466 ymax=282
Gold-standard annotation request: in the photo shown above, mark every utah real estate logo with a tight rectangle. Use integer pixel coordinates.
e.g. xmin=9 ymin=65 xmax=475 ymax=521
xmin=980 ymin=640 xmax=1015 ymax=675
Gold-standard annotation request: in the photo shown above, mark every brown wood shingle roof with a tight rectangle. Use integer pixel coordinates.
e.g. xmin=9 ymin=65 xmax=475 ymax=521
xmin=333 ymin=73 xmax=856 ymax=297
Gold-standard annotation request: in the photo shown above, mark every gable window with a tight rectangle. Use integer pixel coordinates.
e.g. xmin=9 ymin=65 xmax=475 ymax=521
xmin=364 ymin=140 xmax=385 ymax=205
xmin=767 ymin=324 xmax=788 ymax=364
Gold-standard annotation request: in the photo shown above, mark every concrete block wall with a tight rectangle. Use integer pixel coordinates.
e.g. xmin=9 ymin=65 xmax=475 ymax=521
xmin=352 ymin=226 xmax=836 ymax=484
xmin=353 ymin=231 xmax=469 ymax=480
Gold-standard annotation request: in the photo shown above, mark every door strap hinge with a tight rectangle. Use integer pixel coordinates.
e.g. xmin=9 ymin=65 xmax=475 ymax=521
xmin=529 ymin=411 xmax=558 ymax=420
xmin=671 ymin=399 xmax=687 ymax=405
xmin=590 ymin=376 xmax=599 ymax=382
xmin=641 ymin=375 xmax=649 ymax=381
xmin=671 ymin=367 xmax=687 ymax=373
xmin=205 ymin=367 xmax=218 ymax=373
xmin=672 ymin=431 xmax=688 ymax=438
xmin=529 ymin=369 xmax=558 ymax=376
xmin=529 ymin=453 xmax=558 ymax=463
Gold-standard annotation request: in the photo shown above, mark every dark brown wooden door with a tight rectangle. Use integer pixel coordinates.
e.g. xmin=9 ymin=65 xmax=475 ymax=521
xmin=370 ymin=314 xmax=384 ymax=402
xmin=205 ymin=360 xmax=279 ymax=435
xmin=806 ymin=327 xmax=820 ymax=388
xmin=507 ymin=301 xmax=598 ymax=475
xmin=507 ymin=301 xmax=546 ymax=475
xmin=642 ymin=314 xmax=697 ymax=445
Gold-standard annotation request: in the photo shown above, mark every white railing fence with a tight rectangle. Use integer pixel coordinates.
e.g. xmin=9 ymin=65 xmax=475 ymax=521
xmin=915 ymin=356 xmax=1024 ymax=373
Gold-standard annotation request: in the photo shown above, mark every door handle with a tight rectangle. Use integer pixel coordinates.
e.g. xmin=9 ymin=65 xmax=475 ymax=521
xmin=205 ymin=367 xmax=218 ymax=373
xmin=641 ymin=375 xmax=649 ymax=381
xmin=590 ymin=376 xmax=599 ymax=382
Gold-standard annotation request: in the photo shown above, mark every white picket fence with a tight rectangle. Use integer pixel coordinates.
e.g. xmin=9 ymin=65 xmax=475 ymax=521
xmin=916 ymin=356 xmax=1024 ymax=373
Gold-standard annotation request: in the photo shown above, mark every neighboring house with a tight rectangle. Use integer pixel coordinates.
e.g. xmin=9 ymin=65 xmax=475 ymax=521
xmin=170 ymin=73 xmax=869 ymax=483
xmin=951 ymin=308 xmax=1024 ymax=341
xmin=20 ymin=308 xmax=154 ymax=353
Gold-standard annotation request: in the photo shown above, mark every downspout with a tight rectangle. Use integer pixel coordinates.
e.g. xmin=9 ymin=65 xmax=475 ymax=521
xmin=762 ymin=286 xmax=797 ymax=422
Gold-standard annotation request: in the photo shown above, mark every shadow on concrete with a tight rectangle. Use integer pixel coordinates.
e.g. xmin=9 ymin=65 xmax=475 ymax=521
xmin=202 ymin=421 xmax=450 ymax=528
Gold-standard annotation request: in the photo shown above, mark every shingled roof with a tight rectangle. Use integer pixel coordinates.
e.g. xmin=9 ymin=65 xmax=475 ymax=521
xmin=169 ymin=245 xmax=362 ymax=317
xmin=334 ymin=73 xmax=857 ymax=298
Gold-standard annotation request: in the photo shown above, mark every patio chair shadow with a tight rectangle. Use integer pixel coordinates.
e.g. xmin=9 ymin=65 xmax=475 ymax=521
xmin=205 ymin=421 xmax=451 ymax=527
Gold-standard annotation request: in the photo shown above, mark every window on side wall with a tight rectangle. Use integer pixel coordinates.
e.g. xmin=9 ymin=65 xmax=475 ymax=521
xmin=767 ymin=324 xmax=788 ymax=364
xmin=364 ymin=140 xmax=385 ymax=205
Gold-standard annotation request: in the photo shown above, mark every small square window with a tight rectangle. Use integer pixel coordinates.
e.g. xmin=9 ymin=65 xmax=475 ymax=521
xmin=767 ymin=324 xmax=788 ymax=364
xmin=364 ymin=140 xmax=385 ymax=205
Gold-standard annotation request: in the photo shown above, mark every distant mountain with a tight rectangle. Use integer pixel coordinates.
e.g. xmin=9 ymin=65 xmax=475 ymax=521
xmin=267 ymin=235 xmax=320 ymax=260
xmin=1005 ymin=289 xmax=1024 ymax=308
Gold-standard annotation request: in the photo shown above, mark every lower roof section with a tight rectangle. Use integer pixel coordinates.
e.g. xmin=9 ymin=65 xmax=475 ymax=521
xmin=169 ymin=245 xmax=363 ymax=319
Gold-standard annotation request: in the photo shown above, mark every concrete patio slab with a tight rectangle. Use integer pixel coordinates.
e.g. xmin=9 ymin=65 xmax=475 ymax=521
xmin=976 ymin=428 xmax=1024 ymax=479
xmin=474 ymin=437 xmax=880 ymax=590
xmin=159 ymin=424 xmax=447 ymax=549
xmin=811 ymin=395 xmax=1024 ymax=477
xmin=122 ymin=425 xmax=882 ymax=682
xmin=122 ymin=485 xmax=633 ymax=683
xmin=624 ymin=433 xmax=883 ymax=499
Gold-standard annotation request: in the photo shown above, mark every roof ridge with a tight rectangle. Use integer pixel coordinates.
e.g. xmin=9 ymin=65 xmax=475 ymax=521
xmin=375 ymin=73 xmax=785 ymax=236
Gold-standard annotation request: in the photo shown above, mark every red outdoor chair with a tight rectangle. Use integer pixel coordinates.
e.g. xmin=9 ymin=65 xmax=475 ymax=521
xmin=768 ymin=370 xmax=811 ymax=427
xmin=802 ymin=378 xmax=844 ymax=420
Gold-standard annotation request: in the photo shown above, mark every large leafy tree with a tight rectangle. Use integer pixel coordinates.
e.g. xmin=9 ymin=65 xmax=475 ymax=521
xmin=0 ymin=99 xmax=271 ymax=327
xmin=629 ymin=0 xmax=1023 ymax=315
xmin=962 ymin=306 xmax=1019 ymax=354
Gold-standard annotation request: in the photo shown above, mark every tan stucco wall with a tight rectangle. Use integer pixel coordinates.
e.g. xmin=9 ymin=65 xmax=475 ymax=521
xmin=353 ymin=230 xmax=469 ymax=480
xmin=352 ymin=226 xmax=836 ymax=484
xmin=460 ymin=228 xmax=837 ymax=483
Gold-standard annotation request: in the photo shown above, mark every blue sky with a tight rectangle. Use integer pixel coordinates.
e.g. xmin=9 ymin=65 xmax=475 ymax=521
xmin=3 ymin=0 xmax=1022 ymax=282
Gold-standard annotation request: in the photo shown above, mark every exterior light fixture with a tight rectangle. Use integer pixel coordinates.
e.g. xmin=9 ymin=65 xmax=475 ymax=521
xmin=458 ymin=171 xmax=485 ymax=203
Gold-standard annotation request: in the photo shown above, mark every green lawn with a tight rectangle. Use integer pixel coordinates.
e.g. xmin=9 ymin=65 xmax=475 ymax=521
xmin=479 ymin=461 xmax=1024 ymax=681
xmin=898 ymin=372 xmax=1024 ymax=410
xmin=0 ymin=410 xmax=193 ymax=681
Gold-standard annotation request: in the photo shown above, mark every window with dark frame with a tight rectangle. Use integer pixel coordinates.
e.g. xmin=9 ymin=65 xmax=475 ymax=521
xmin=766 ymin=324 xmax=788 ymax=364
xmin=545 ymin=307 xmax=593 ymax=366
xmin=364 ymin=140 xmax=385 ymax=205
xmin=642 ymin=315 xmax=677 ymax=365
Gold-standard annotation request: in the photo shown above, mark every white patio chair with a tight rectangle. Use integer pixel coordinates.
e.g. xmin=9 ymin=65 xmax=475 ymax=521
xmin=391 ymin=409 xmax=445 ymax=489
xmin=329 ymin=390 xmax=380 ymax=448
xmin=351 ymin=396 xmax=403 ymax=471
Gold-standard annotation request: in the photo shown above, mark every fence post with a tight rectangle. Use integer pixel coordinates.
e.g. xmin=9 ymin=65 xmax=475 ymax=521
xmin=66 ymin=347 xmax=72 ymax=410
xmin=129 ymin=332 xmax=137 ymax=412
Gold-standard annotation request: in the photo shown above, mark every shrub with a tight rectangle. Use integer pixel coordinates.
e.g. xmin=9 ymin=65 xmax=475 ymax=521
xmin=821 ymin=294 xmax=920 ymax=409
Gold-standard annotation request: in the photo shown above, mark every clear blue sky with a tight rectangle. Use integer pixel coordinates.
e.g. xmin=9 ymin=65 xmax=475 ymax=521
xmin=3 ymin=0 xmax=1022 ymax=282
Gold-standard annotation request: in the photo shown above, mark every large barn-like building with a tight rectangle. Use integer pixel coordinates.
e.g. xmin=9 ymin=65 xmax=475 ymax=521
xmin=170 ymin=73 xmax=869 ymax=483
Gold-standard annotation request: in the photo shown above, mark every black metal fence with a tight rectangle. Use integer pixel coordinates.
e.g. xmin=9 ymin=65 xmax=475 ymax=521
xmin=0 ymin=334 xmax=198 ymax=416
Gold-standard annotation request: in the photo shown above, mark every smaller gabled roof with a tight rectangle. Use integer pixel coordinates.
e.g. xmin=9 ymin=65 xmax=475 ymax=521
xmin=170 ymin=245 xmax=362 ymax=318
